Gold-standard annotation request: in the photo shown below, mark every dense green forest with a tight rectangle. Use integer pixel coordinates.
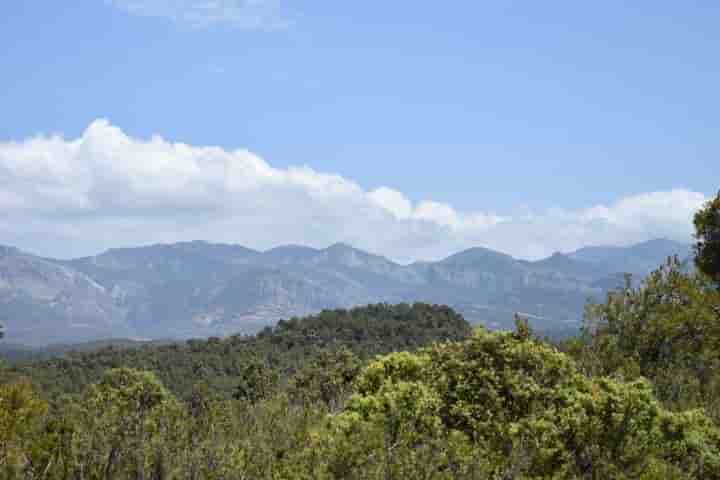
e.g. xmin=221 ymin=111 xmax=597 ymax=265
xmin=0 ymin=192 xmax=719 ymax=479
xmin=2 ymin=303 xmax=471 ymax=401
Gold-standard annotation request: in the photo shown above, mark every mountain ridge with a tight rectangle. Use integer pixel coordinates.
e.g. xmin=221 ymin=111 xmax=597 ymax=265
xmin=0 ymin=238 xmax=692 ymax=345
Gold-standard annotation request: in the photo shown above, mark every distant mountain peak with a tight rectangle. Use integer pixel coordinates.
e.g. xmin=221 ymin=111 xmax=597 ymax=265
xmin=325 ymin=242 xmax=357 ymax=252
xmin=636 ymin=237 xmax=678 ymax=245
xmin=99 ymin=240 xmax=259 ymax=256
xmin=630 ymin=238 xmax=689 ymax=251
xmin=569 ymin=238 xmax=689 ymax=256
xmin=0 ymin=245 xmax=20 ymax=257
xmin=267 ymin=244 xmax=318 ymax=251
xmin=261 ymin=245 xmax=321 ymax=264
xmin=441 ymin=246 xmax=514 ymax=264
xmin=536 ymin=252 xmax=573 ymax=264
xmin=320 ymin=242 xmax=387 ymax=263
xmin=568 ymin=238 xmax=692 ymax=275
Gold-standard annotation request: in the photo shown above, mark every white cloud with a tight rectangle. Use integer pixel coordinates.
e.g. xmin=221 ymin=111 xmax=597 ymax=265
xmin=108 ymin=0 xmax=290 ymax=29
xmin=368 ymin=187 xmax=413 ymax=219
xmin=0 ymin=120 xmax=709 ymax=262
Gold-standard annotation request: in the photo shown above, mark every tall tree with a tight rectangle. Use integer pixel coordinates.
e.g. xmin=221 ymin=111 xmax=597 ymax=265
xmin=694 ymin=190 xmax=720 ymax=283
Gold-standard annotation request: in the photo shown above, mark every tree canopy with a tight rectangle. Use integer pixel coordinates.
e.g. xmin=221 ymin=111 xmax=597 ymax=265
xmin=695 ymin=190 xmax=720 ymax=283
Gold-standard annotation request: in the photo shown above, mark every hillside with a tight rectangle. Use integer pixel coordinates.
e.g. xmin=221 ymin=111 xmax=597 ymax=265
xmin=3 ymin=303 xmax=472 ymax=400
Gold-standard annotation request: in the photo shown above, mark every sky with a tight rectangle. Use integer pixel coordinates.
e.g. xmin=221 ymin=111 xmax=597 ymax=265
xmin=0 ymin=1 xmax=718 ymax=262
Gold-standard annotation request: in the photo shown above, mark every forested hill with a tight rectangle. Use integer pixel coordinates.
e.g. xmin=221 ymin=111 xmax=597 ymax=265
xmin=3 ymin=303 xmax=472 ymax=400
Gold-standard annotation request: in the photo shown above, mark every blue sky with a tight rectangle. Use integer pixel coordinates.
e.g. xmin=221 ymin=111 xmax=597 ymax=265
xmin=0 ymin=1 xmax=717 ymax=261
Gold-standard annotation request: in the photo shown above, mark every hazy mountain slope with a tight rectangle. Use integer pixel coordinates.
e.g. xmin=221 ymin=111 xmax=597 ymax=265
xmin=0 ymin=246 xmax=130 ymax=345
xmin=66 ymin=243 xmax=380 ymax=339
xmin=568 ymin=239 xmax=692 ymax=275
xmin=0 ymin=239 xmax=691 ymax=345
xmin=259 ymin=245 xmax=321 ymax=264
xmin=526 ymin=252 xmax=614 ymax=281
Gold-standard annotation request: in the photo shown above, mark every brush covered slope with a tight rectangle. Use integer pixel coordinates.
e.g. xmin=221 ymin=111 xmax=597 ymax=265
xmin=3 ymin=303 xmax=472 ymax=400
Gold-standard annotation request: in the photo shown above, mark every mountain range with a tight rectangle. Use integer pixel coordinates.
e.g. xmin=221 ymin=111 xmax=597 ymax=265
xmin=0 ymin=239 xmax=691 ymax=346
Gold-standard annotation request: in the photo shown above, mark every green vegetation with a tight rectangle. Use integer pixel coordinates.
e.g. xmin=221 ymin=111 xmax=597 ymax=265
xmin=2 ymin=287 xmax=720 ymax=478
xmin=305 ymin=326 xmax=720 ymax=479
xmin=566 ymin=257 xmax=720 ymax=418
xmin=3 ymin=303 xmax=470 ymax=401
xmin=2 ymin=203 xmax=720 ymax=478
xmin=694 ymin=190 xmax=720 ymax=283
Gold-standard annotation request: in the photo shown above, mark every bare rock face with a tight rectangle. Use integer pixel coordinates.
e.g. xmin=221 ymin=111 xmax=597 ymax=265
xmin=0 ymin=247 xmax=130 ymax=345
xmin=0 ymin=239 xmax=690 ymax=345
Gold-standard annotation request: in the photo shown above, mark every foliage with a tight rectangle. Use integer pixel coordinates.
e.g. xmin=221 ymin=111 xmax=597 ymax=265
xmin=288 ymin=347 xmax=361 ymax=410
xmin=3 ymin=303 xmax=472 ymax=401
xmin=0 ymin=380 xmax=47 ymax=477
xmin=233 ymin=357 xmax=278 ymax=403
xmin=695 ymin=191 xmax=720 ymax=283
xmin=7 ymin=323 xmax=718 ymax=479
xmin=72 ymin=368 xmax=178 ymax=478
xmin=298 ymin=328 xmax=720 ymax=479
xmin=569 ymin=257 xmax=720 ymax=416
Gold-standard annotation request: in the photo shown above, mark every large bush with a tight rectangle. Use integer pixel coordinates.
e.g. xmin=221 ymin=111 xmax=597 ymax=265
xmin=303 ymin=327 xmax=720 ymax=479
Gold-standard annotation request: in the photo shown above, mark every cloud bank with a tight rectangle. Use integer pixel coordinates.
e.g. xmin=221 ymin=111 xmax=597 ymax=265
xmin=0 ymin=120 xmax=707 ymax=262
xmin=108 ymin=0 xmax=289 ymax=29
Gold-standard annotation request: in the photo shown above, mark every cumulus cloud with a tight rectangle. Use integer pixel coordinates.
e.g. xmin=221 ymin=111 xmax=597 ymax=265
xmin=108 ymin=0 xmax=290 ymax=29
xmin=0 ymin=120 xmax=709 ymax=262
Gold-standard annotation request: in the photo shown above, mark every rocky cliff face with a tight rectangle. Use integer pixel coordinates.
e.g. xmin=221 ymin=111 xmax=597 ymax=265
xmin=0 ymin=239 xmax=690 ymax=345
xmin=0 ymin=246 xmax=130 ymax=344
